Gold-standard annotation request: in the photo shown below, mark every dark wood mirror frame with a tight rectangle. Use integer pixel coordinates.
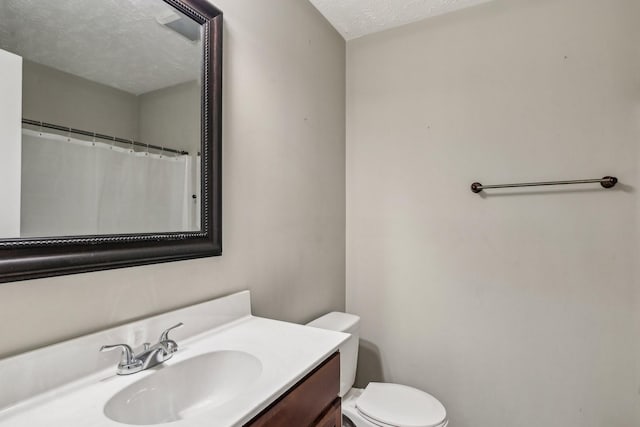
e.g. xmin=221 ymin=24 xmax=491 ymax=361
xmin=0 ymin=0 xmax=223 ymax=283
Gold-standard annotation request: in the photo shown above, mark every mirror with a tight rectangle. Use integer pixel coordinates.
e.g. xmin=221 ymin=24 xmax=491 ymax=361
xmin=0 ymin=0 xmax=222 ymax=282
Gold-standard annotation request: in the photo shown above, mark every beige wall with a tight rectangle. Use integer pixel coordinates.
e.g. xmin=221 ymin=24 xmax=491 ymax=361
xmin=24 ymin=61 xmax=201 ymax=155
xmin=22 ymin=60 xmax=140 ymax=139
xmin=0 ymin=0 xmax=345 ymax=359
xmin=139 ymin=81 xmax=200 ymax=155
xmin=347 ymin=0 xmax=640 ymax=426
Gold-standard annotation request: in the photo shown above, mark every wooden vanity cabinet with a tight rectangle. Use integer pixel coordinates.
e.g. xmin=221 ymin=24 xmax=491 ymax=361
xmin=245 ymin=352 xmax=341 ymax=427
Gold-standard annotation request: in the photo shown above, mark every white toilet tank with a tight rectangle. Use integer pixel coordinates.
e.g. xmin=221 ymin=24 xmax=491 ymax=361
xmin=306 ymin=312 xmax=360 ymax=397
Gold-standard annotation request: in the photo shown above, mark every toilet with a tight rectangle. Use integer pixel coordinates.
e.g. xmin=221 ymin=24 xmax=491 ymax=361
xmin=307 ymin=312 xmax=448 ymax=427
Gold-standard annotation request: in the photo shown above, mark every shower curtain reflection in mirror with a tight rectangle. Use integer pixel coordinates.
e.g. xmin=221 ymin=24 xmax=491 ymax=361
xmin=20 ymin=129 xmax=200 ymax=237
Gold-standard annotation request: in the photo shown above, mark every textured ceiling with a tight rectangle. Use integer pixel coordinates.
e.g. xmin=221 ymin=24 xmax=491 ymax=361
xmin=308 ymin=0 xmax=495 ymax=40
xmin=0 ymin=0 xmax=201 ymax=95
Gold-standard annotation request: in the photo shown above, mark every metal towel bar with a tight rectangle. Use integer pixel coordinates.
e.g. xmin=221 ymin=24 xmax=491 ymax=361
xmin=471 ymin=176 xmax=618 ymax=194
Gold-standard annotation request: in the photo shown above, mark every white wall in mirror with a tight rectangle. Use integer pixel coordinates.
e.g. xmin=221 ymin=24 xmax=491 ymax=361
xmin=0 ymin=48 xmax=22 ymax=238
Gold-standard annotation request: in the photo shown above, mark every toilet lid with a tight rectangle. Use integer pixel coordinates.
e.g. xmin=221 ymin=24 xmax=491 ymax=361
xmin=356 ymin=383 xmax=447 ymax=427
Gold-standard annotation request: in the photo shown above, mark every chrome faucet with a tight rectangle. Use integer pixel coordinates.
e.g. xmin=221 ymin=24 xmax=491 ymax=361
xmin=100 ymin=323 xmax=184 ymax=375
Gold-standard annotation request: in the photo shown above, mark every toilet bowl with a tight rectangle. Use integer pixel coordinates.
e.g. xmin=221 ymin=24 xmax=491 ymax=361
xmin=307 ymin=313 xmax=448 ymax=427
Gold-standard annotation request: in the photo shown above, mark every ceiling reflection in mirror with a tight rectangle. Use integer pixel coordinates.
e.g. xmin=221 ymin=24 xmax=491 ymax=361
xmin=0 ymin=0 xmax=203 ymax=238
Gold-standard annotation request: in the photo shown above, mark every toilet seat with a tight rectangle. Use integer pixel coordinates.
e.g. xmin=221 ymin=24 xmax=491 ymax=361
xmin=355 ymin=383 xmax=447 ymax=427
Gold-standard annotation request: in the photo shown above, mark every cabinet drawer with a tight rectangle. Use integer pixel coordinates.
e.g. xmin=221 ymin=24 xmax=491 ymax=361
xmin=245 ymin=352 xmax=340 ymax=427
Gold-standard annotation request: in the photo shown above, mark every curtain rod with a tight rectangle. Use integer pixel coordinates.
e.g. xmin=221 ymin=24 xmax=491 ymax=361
xmin=22 ymin=118 xmax=189 ymax=156
xmin=471 ymin=176 xmax=618 ymax=193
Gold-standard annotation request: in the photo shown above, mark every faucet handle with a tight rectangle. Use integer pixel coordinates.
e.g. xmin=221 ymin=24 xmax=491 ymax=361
xmin=100 ymin=344 xmax=135 ymax=364
xmin=159 ymin=322 xmax=184 ymax=342
xmin=100 ymin=344 xmax=142 ymax=372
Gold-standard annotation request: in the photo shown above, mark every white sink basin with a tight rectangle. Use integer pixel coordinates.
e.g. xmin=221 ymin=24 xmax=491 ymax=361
xmin=104 ymin=351 xmax=262 ymax=425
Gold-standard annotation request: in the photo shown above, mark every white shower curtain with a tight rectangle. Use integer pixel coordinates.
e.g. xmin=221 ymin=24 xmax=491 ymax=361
xmin=21 ymin=129 xmax=195 ymax=237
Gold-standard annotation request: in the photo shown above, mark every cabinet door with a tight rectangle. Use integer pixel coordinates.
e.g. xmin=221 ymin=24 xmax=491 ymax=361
xmin=245 ymin=353 xmax=340 ymax=427
xmin=313 ymin=398 xmax=342 ymax=427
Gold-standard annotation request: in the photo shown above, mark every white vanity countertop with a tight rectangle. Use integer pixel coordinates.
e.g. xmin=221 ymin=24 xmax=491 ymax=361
xmin=0 ymin=293 xmax=348 ymax=427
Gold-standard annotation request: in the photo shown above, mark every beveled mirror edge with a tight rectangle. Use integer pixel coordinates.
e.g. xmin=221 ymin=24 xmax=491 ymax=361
xmin=0 ymin=0 xmax=223 ymax=283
